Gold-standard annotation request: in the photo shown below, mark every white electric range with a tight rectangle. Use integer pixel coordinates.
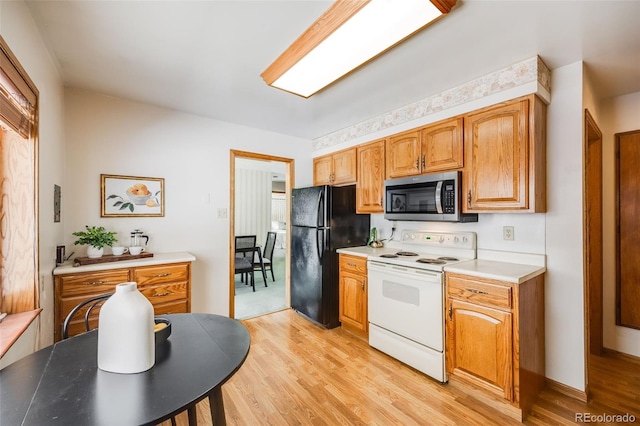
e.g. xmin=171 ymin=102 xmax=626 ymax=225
xmin=367 ymin=230 xmax=476 ymax=383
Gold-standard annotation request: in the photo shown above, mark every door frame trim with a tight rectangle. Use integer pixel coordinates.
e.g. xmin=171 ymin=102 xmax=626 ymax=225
xmin=229 ymin=150 xmax=294 ymax=318
xmin=583 ymin=108 xmax=603 ymax=396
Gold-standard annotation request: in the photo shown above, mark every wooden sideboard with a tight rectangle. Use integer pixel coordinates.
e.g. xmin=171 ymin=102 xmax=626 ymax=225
xmin=53 ymin=252 xmax=195 ymax=342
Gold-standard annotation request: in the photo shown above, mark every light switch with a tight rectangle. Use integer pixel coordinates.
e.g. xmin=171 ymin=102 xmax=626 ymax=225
xmin=217 ymin=208 xmax=228 ymax=219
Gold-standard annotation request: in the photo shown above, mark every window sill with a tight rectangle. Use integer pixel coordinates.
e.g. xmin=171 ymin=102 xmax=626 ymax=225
xmin=0 ymin=309 xmax=42 ymax=358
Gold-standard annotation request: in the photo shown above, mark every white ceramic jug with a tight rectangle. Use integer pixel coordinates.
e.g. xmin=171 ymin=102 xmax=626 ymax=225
xmin=97 ymin=282 xmax=155 ymax=373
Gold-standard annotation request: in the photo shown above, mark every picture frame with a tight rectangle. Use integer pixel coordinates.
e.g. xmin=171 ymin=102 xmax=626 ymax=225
xmin=390 ymin=194 xmax=406 ymax=212
xmin=101 ymin=174 xmax=164 ymax=217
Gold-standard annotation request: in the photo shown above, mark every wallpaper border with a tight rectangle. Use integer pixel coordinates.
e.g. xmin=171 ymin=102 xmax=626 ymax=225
xmin=312 ymin=56 xmax=551 ymax=151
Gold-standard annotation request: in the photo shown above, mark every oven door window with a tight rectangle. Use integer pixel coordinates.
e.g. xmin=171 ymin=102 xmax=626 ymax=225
xmin=387 ymin=184 xmax=438 ymax=214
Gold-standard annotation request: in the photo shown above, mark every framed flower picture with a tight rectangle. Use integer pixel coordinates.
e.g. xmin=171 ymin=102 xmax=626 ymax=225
xmin=101 ymin=174 xmax=164 ymax=217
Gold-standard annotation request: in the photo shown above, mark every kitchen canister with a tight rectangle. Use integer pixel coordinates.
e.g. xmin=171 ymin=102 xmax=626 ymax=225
xmin=97 ymin=282 xmax=155 ymax=373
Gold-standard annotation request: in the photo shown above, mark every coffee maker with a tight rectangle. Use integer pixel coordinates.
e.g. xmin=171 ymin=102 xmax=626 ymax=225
xmin=130 ymin=229 xmax=149 ymax=247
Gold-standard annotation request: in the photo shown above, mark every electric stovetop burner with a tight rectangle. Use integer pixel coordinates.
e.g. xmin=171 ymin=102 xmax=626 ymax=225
xmin=380 ymin=254 xmax=398 ymax=258
xmin=396 ymin=251 xmax=419 ymax=256
xmin=438 ymin=256 xmax=459 ymax=261
xmin=416 ymin=258 xmax=446 ymax=265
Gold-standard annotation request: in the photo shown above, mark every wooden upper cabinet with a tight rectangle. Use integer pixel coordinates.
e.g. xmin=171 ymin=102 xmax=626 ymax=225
xmin=422 ymin=117 xmax=464 ymax=172
xmin=385 ymin=130 xmax=421 ymax=179
xmin=463 ymin=94 xmax=546 ymax=212
xmin=313 ymin=155 xmax=334 ymax=186
xmin=313 ymin=147 xmax=357 ymax=186
xmin=356 ymin=139 xmax=385 ymax=213
xmin=386 ymin=118 xmax=464 ymax=179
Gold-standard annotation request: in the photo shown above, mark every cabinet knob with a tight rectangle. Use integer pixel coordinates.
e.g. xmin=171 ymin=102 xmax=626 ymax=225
xmin=421 ymin=155 xmax=425 ymax=169
xmin=448 ymin=303 xmax=453 ymax=321
xmin=415 ymin=158 xmax=419 ymax=169
xmin=85 ymin=280 xmax=106 ymax=286
xmin=152 ymin=292 xmax=171 ymax=297
xmin=153 ymin=273 xmax=171 ymax=277
xmin=467 ymin=190 xmax=472 ymax=207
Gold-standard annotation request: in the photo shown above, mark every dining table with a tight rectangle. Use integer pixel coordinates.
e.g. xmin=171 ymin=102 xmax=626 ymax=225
xmin=0 ymin=313 xmax=250 ymax=426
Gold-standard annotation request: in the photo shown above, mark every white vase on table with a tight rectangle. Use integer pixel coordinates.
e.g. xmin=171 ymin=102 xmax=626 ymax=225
xmin=97 ymin=282 xmax=155 ymax=374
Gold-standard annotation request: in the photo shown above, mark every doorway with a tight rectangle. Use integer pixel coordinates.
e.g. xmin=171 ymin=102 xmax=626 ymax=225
xmin=229 ymin=150 xmax=294 ymax=319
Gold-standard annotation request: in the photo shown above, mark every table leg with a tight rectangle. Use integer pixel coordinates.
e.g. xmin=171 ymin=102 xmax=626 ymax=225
xmin=208 ymin=387 xmax=226 ymax=425
xmin=187 ymin=405 xmax=197 ymax=425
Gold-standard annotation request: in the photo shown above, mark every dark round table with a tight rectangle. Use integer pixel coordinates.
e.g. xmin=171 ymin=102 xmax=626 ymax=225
xmin=0 ymin=313 xmax=250 ymax=425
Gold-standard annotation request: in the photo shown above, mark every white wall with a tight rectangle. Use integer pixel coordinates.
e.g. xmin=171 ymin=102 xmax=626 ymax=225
xmin=63 ymin=88 xmax=312 ymax=318
xmin=543 ymin=62 xmax=587 ymax=390
xmin=0 ymin=0 xmax=65 ymax=364
xmin=601 ymin=92 xmax=640 ymax=357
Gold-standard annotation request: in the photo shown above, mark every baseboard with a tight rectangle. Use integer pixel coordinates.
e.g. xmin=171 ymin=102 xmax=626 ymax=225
xmin=546 ymin=378 xmax=588 ymax=402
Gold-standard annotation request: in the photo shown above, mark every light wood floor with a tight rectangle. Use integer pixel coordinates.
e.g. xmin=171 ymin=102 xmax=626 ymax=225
xmin=161 ymin=309 xmax=640 ymax=425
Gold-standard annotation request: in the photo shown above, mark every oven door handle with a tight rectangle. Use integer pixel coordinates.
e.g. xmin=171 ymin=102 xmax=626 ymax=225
xmin=435 ymin=181 xmax=443 ymax=214
xmin=367 ymin=261 xmax=442 ymax=281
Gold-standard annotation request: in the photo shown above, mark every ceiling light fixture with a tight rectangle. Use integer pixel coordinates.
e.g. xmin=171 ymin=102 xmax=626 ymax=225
xmin=261 ymin=0 xmax=456 ymax=98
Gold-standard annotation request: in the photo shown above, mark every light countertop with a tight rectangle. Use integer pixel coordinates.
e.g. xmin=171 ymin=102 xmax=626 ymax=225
xmin=443 ymin=259 xmax=545 ymax=284
xmin=53 ymin=252 xmax=196 ymax=275
xmin=336 ymin=246 xmax=398 ymax=258
xmin=337 ymin=246 xmax=545 ymax=284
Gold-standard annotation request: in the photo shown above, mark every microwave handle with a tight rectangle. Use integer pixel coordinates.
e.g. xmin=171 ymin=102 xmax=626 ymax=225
xmin=435 ymin=181 xmax=443 ymax=214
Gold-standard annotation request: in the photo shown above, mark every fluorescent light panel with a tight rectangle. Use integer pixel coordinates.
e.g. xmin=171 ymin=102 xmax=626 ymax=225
xmin=262 ymin=0 xmax=454 ymax=98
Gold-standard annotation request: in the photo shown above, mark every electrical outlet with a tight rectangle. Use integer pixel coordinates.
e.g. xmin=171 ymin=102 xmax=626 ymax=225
xmin=217 ymin=208 xmax=228 ymax=219
xmin=503 ymin=226 xmax=514 ymax=241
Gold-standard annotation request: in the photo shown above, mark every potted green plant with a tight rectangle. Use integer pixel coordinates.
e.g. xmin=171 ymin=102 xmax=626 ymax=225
xmin=73 ymin=225 xmax=118 ymax=258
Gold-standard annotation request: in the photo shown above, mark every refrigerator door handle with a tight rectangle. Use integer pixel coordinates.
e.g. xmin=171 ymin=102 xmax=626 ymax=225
xmin=316 ymin=189 xmax=325 ymax=228
xmin=316 ymin=228 xmax=323 ymax=265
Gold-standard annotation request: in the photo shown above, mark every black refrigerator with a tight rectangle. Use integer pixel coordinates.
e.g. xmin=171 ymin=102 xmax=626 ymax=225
xmin=290 ymin=185 xmax=370 ymax=329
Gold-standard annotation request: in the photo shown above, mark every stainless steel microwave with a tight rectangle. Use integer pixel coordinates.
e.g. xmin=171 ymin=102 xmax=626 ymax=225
xmin=384 ymin=171 xmax=478 ymax=222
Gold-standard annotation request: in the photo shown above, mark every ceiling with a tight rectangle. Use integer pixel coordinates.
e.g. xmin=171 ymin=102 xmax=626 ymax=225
xmin=25 ymin=0 xmax=640 ymax=141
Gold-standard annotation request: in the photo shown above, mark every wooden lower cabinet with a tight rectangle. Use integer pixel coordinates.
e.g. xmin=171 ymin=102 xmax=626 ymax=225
xmin=339 ymin=254 xmax=368 ymax=338
xmin=54 ymin=261 xmax=192 ymax=342
xmin=445 ymin=272 xmax=545 ymax=421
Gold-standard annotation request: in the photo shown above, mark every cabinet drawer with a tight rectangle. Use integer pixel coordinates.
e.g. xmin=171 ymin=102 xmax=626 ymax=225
xmin=139 ymin=283 xmax=188 ymax=305
xmin=153 ymin=300 xmax=189 ymax=315
xmin=447 ymin=276 xmax=512 ymax=310
xmin=133 ymin=263 xmax=189 ymax=285
xmin=60 ymin=269 xmax=130 ymax=297
xmin=340 ymin=255 xmax=367 ymax=275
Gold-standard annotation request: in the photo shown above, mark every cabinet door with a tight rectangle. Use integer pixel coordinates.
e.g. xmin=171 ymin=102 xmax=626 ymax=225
xmin=356 ymin=139 xmax=385 ymax=213
xmin=332 ymin=148 xmax=357 ymax=185
xmin=339 ymin=270 xmax=367 ymax=333
xmin=464 ymin=98 xmax=529 ymax=211
xmin=386 ymin=130 xmax=421 ymax=178
xmin=313 ymin=155 xmax=334 ymax=186
xmin=446 ymin=298 xmax=513 ymax=400
xmin=421 ymin=117 xmax=463 ymax=172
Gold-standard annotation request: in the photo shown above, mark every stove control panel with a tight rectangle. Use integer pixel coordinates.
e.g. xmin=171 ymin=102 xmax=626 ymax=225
xmin=400 ymin=230 xmax=476 ymax=250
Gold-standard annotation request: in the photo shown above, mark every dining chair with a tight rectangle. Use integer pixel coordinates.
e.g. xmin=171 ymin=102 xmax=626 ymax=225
xmin=235 ymin=235 xmax=256 ymax=284
xmin=235 ymin=246 xmax=261 ymax=291
xmin=62 ymin=293 xmax=113 ymax=339
xmin=255 ymin=231 xmax=276 ymax=282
